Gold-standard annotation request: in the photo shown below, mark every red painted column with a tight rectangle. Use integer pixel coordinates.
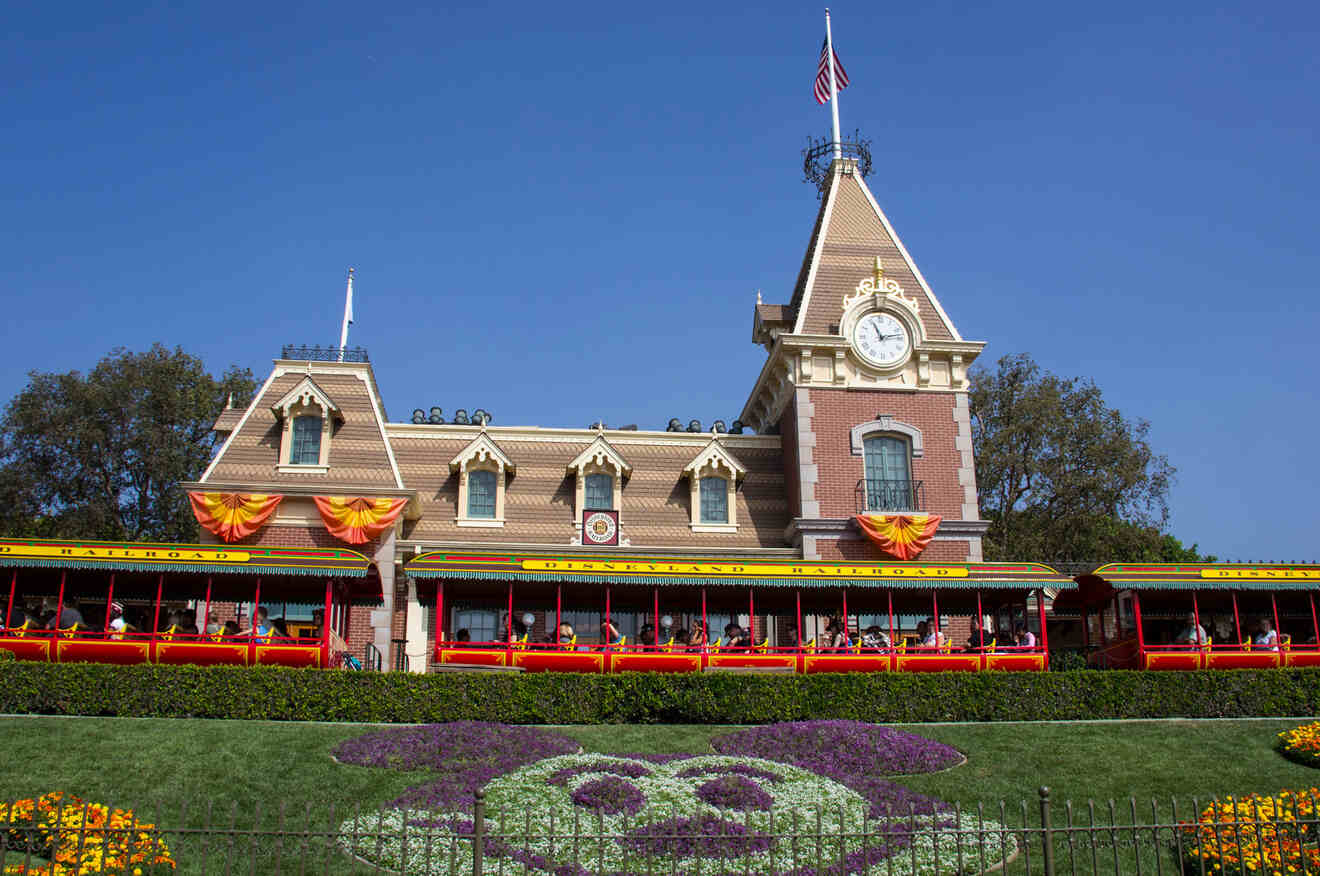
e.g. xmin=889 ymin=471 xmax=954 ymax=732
xmin=322 ymin=578 xmax=332 ymax=667
xmin=1191 ymin=591 xmax=1203 ymax=646
xmin=1310 ymin=593 xmax=1319 ymax=651
xmin=604 ymin=585 xmax=612 ymax=650
xmin=653 ymin=588 xmax=660 ymax=651
xmin=201 ymin=577 xmax=211 ymax=641
xmin=506 ymin=582 xmax=513 ymax=661
xmin=152 ymin=574 xmax=164 ymax=635
xmin=931 ymin=591 xmax=940 ymax=649
xmin=249 ymin=576 xmax=261 ymax=665
xmin=795 ymin=590 xmax=802 ymax=653
xmin=1271 ymin=592 xmax=1283 ymax=659
xmin=887 ymin=590 xmax=895 ymax=669
xmin=1133 ymin=591 xmax=1145 ymax=651
xmin=841 ymin=588 xmax=849 ymax=648
xmin=1036 ymin=588 xmax=1049 ymax=669
xmin=701 ymin=588 xmax=708 ymax=666
xmin=557 ymin=584 xmax=563 ymax=646
xmin=103 ymin=574 xmax=115 ymax=638
xmin=976 ymin=590 xmax=985 ymax=669
xmin=747 ymin=588 xmax=754 ymax=647
xmin=435 ymin=580 xmax=444 ymax=653
xmin=52 ymin=571 xmax=67 ymax=660
xmin=4 ymin=571 xmax=15 ymax=628
xmin=1232 ymin=591 xmax=1242 ymax=644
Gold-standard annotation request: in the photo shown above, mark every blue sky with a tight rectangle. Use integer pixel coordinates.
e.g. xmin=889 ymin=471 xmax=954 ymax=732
xmin=3 ymin=1 xmax=1317 ymax=560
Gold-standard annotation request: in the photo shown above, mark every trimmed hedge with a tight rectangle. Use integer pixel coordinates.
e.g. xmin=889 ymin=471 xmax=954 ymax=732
xmin=2 ymin=663 xmax=1320 ymax=723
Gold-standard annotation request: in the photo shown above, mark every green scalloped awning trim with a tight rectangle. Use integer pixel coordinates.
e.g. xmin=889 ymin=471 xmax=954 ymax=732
xmin=406 ymin=568 xmax=1072 ymax=590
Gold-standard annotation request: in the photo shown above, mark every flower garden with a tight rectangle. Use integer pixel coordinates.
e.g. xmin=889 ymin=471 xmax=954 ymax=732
xmin=334 ymin=720 xmax=1014 ymax=875
xmin=0 ymin=793 xmax=174 ymax=875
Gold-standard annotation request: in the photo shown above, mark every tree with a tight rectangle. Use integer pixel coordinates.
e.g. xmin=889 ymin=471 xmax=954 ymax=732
xmin=0 ymin=345 xmax=255 ymax=542
xmin=969 ymin=353 xmax=1209 ymax=564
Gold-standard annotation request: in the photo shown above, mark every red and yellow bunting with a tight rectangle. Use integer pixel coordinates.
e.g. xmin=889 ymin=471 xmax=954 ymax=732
xmin=188 ymin=492 xmax=283 ymax=543
xmin=314 ymin=496 xmax=407 ymax=545
xmin=855 ymin=513 xmax=942 ymax=560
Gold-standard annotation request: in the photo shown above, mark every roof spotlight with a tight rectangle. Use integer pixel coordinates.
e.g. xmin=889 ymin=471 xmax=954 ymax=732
xmin=453 ymin=409 xmax=469 ymax=425
xmin=411 ymin=409 xmax=426 ymax=424
xmin=472 ymin=408 xmax=491 ymax=426
xmin=428 ymin=406 xmax=444 ymax=425
xmin=711 ymin=419 xmax=727 ymax=434
xmin=730 ymin=419 xmax=745 ymax=434
xmin=687 ymin=419 xmax=702 ymax=433
xmin=667 ymin=418 xmax=682 ymax=432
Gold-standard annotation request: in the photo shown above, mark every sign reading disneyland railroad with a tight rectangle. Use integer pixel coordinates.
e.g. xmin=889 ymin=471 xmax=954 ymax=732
xmin=0 ymin=544 xmax=251 ymax=563
xmin=521 ymin=559 xmax=969 ymax=578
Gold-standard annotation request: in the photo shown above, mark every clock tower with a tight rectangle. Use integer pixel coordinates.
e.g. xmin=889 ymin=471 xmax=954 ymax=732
xmin=742 ymin=151 xmax=988 ymax=562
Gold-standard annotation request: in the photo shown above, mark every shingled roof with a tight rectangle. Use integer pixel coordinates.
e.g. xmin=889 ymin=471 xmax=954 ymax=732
xmin=783 ymin=159 xmax=962 ymax=341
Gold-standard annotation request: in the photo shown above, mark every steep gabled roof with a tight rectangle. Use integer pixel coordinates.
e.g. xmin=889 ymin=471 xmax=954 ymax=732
xmin=786 ymin=160 xmax=962 ymax=341
xmin=566 ymin=434 xmax=632 ymax=477
xmin=448 ymin=431 xmax=516 ymax=474
xmin=682 ymin=438 xmax=748 ymax=481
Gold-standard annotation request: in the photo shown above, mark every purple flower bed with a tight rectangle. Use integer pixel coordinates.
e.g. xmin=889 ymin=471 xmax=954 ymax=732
xmin=711 ymin=721 xmax=957 ymax=817
xmin=695 ymin=775 xmax=774 ymax=811
xmin=333 ymin=721 xmax=580 ymax=813
xmin=618 ymin=814 xmax=774 ymax=859
xmin=548 ymin=760 xmax=652 ymax=787
xmin=676 ymin=763 xmax=783 ymax=784
xmin=570 ymin=776 xmax=647 ymax=815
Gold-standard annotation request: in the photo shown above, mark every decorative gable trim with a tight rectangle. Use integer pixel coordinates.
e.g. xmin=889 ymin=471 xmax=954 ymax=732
xmin=269 ymin=377 xmax=343 ymax=421
xmin=566 ymin=435 xmax=633 ymax=478
xmin=448 ymin=432 xmax=516 ymax=475
xmin=682 ymin=439 xmax=748 ymax=481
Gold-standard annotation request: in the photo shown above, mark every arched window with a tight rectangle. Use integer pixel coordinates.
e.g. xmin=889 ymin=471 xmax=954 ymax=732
xmin=584 ymin=473 xmax=614 ymax=510
xmin=699 ymin=476 xmax=728 ymax=523
xmin=290 ymin=415 xmax=323 ymax=465
xmin=467 ymin=469 xmax=497 ymax=519
xmin=863 ymin=435 xmax=912 ymax=511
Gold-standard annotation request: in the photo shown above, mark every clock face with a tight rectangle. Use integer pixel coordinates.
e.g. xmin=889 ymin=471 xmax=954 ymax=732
xmin=852 ymin=312 xmax=910 ymax=366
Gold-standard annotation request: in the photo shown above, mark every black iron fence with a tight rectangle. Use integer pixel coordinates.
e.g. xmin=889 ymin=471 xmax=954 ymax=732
xmin=280 ymin=344 xmax=370 ymax=363
xmin=856 ymin=478 xmax=924 ymax=514
xmin=4 ymin=787 xmax=1313 ymax=874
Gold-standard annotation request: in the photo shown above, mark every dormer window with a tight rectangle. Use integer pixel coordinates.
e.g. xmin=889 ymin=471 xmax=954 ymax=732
xmin=467 ymin=469 xmax=497 ymax=519
xmin=271 ymin=377 xmax=342 ymax=473
xmin=291 ymin=415 xmax=323 ymax=465
xmin=584 ymin=473 xmax=614 ymax=511
xmin=699 ymin=476 xmax=729 ymax=524
xmin=567 ymin=436 xmax=632 ymax=537
xmin=450 ymin=433 xmax=515 ymax=527
xmin=683 ymin=439 xmax=746 ymax=533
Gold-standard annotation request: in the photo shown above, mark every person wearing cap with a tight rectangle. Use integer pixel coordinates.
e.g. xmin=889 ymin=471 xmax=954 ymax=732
xmin=107 ymin=602 xmax=126 ymax=635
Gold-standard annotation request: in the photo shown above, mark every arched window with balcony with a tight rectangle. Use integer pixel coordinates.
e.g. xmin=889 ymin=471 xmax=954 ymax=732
xmin=863 ymin=435 xmax=915 ymax=511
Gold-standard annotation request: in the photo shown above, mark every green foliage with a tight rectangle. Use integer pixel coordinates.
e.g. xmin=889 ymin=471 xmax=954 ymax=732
xmin=0 ymin=345 xmax=256 ymax=542
xmin=1 ymin=663 xmax=1319 ymax=723
xmin=968 ymin=353 xmax=1210 ymax=564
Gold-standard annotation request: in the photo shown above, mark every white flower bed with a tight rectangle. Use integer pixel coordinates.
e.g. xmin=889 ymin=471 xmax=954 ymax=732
xmin=339 ymin=753 xmax=1016 ymax=875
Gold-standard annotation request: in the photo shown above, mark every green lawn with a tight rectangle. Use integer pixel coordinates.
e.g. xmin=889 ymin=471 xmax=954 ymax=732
xmin=0 ymin=716 xmax=1315 ymax=873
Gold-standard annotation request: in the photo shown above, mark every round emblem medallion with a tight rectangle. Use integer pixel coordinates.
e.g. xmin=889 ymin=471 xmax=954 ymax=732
xmin=583 ymin=511 xmax=617 ymax=544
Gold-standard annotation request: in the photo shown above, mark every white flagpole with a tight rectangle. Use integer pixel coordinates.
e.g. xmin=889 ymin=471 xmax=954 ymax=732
xmin=338 ymin=267 xmax=354 ymax=362
xmin=825 ymin=8 xmax=842 ymax=160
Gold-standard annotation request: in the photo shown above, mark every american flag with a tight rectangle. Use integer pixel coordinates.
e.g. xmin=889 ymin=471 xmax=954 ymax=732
xmin=814 ymin=39 xmax=849 ymax=104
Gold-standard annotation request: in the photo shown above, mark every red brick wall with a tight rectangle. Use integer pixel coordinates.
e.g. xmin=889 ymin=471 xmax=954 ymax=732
xmin=779 ymin=402 xmax=801 ymax=518
xmin=815 ymin=537 xmax=971 ymax=563
xmin=806 ymin=389 xmax=964 ymax=519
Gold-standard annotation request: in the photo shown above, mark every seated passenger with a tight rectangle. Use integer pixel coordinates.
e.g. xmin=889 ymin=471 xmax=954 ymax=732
xmin=107 ymin=602 xmax=126 ymax=635
xmin=965 ymin=623 xmax=988 ymax=652
xmin=599 ymin=617 xmax=624 ymax=646
xmin=44 ymin=597 xmax=84 ymax=631
xmin=1173 ymin=612 xmax=1208 ymax=646
xmin=204 ymin=612 xmax=223 ymax=636
xmin=557 ymin=622 xmax=575 ymax=645
xmin=181 ymin=610 xmax=199 ymax=636
xmin=918 ymin=619 xmax=945 ymax=649
xmin=721 ymin=623 xmax=749 ymax=649
xmin=862 ymin=625 xmax=889 ymax=651
xmin=236 ymin=607 xmax=274 ymax=643
xmin=687 ymin=625 xmax=707 ymax=651
xmin=1014 ymin=623 xmax=1036 ymax=649
xmin=1254 ymin=617 xmax=1279 ymax=651
xmin=638 ymin=623 xmax=657 ymax=648
xmin=672 ymin=628 xmax=690 ymax=648
xmin=454 ymin=628 xmax=471 ymax=645
xmin=222 ymin=620 xmax=239 ymax=638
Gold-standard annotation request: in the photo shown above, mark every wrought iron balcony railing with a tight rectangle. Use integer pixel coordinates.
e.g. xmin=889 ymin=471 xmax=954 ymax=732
xmin=281 ymin=344 xmax=369 ymax=363
xmin=855 ymin=478 xmax=924 ymax=514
